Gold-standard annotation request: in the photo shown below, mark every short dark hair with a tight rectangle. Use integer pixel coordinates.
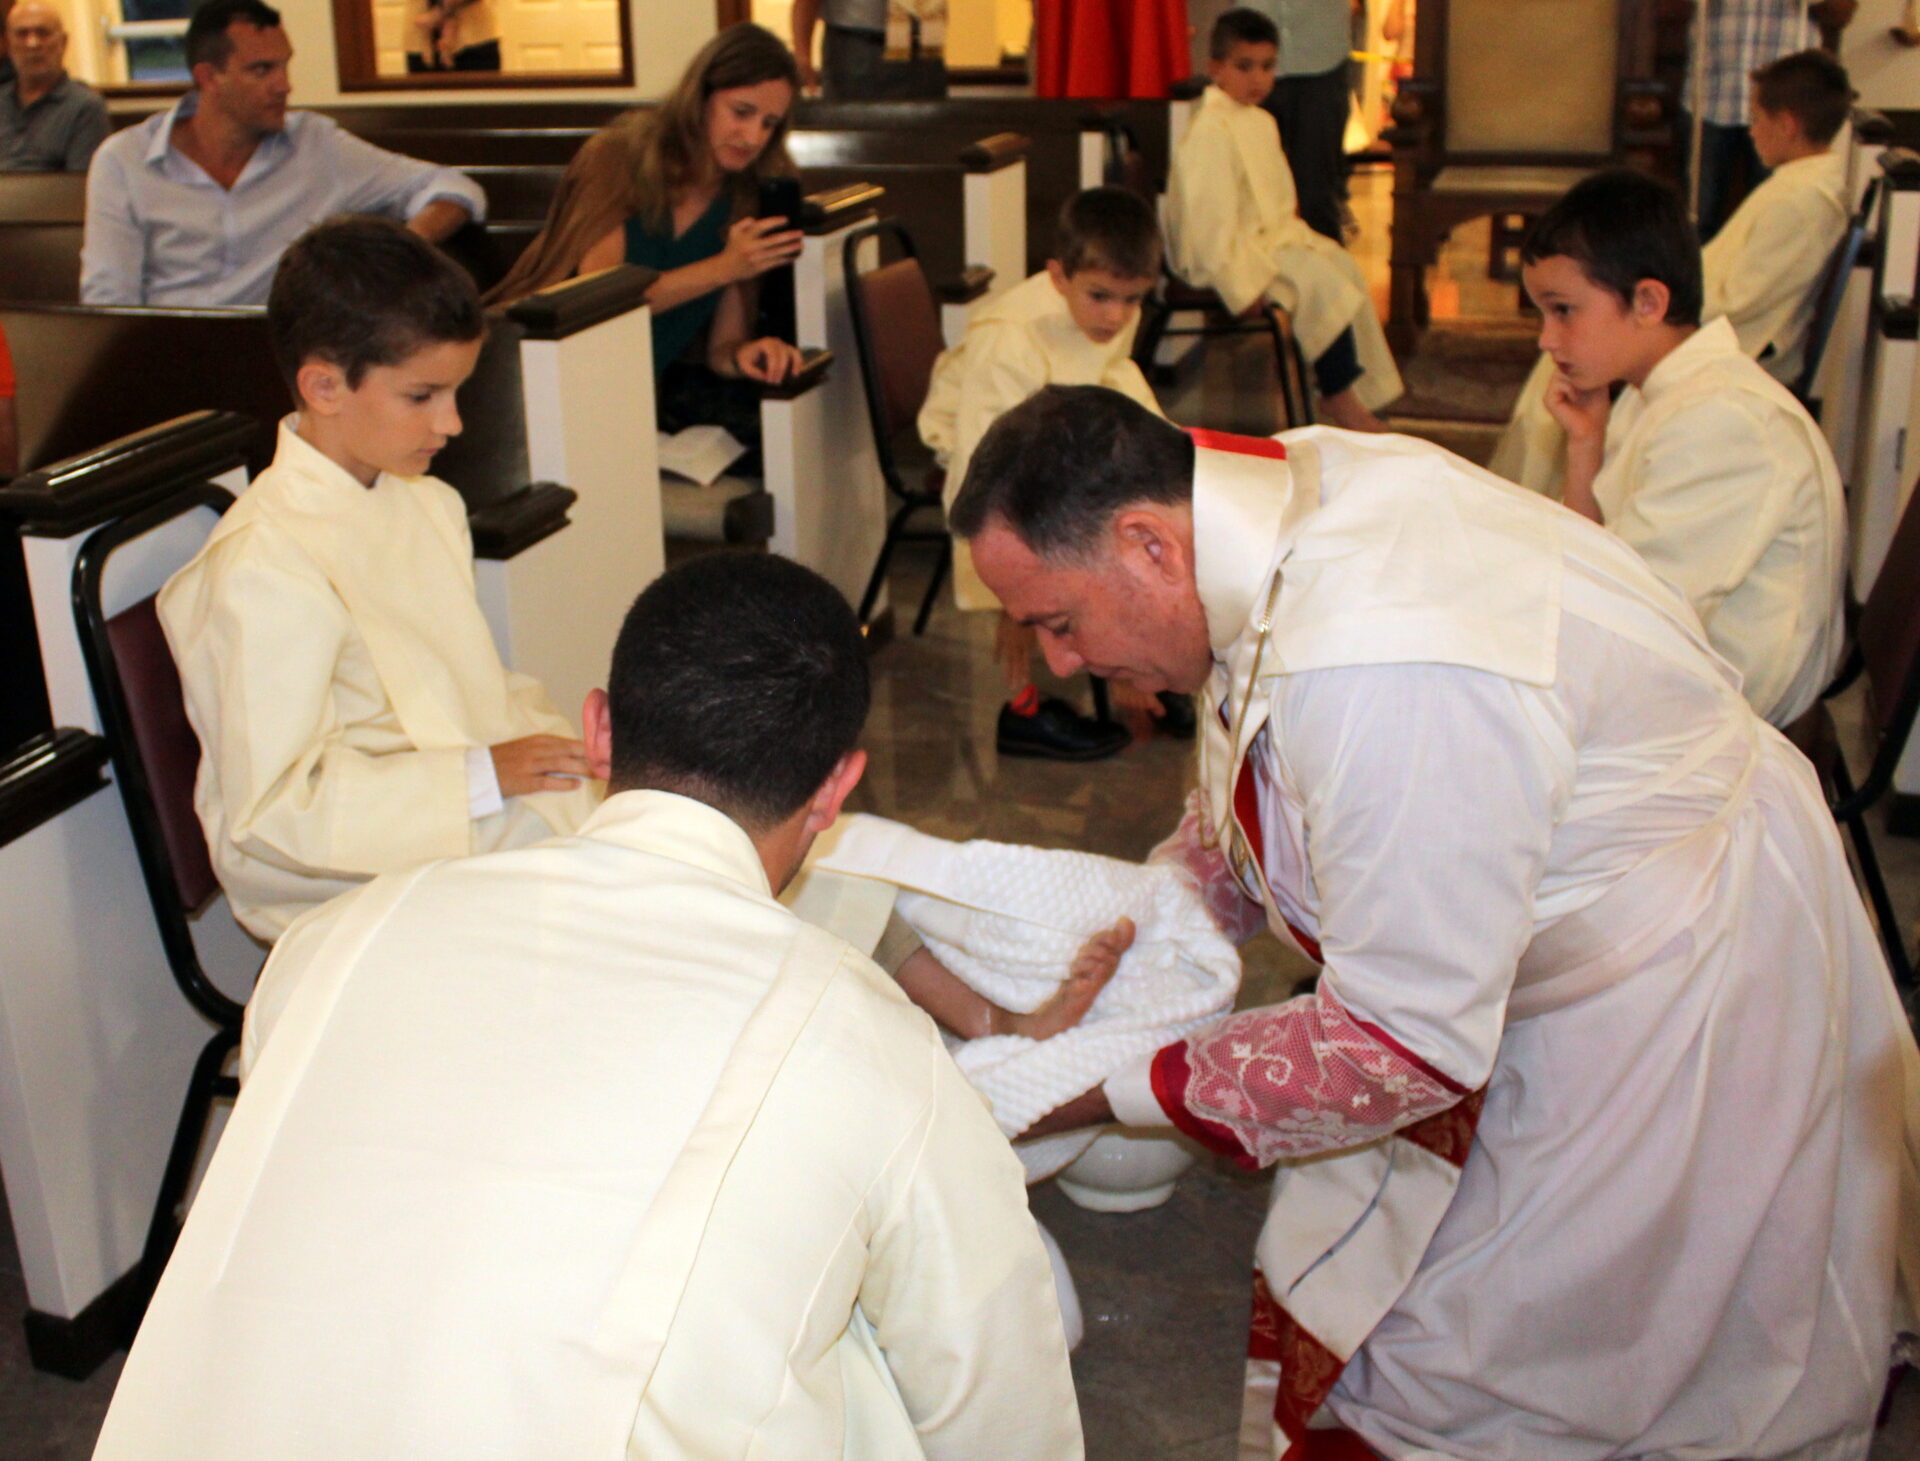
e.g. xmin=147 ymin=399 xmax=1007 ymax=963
xmin=1211 ymin=7 xmax=1278 ymax=59
xmin=606 ymin=553 xmax=870 ymax=830
xmin=949 ymin=386 xmax=1194 ymax=560
xmin=1054 ymin=186 xmax=1161 ymax=281
xmin=1521 ymin=169 xmax=1703 ymax=328
xmin=185 ymin=0 xmax=282 ymax=72
xmin=1753 ymin=48 xmax=1855 ymax=146
xmin=268 ymin=216 xmax=485 ymax=402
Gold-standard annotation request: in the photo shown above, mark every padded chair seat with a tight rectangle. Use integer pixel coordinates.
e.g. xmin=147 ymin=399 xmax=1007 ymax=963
xmin=661 ymin=475 xmax=774 ymax=545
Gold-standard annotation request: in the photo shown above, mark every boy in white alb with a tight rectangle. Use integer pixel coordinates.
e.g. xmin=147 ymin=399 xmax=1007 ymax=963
xmin=1526 ymin=169 xmax=1845 ymax=728
xmin=1164 ymin=8 xmax=1403 ymax=433
xmin=159 ymin=218 xmax=600 ymax=941
xmin=921 ymin=185 xmax=1186 ymax=760
xmin=1493 ymin=48 xmax=1854 ymax=495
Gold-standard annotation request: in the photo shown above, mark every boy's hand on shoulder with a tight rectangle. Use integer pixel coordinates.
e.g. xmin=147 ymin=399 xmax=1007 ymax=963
xmin=1542 ymin=369 xmax=1611 ymax=444
xmin=491 ymin=734 xmax=593 ymax=797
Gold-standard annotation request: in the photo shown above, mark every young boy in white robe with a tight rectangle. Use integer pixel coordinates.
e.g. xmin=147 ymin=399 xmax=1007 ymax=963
xmin=159 ymin=217 xmax=601 ymax=942
xmin=1493 ymin=48 xmax=1855 ymax=494
xmin=1525 ymin=169 xmax=1846 ymax=728
xmin=1164 ymin=8 xmax=1403 ymax=433
xmin=920 ymin=185 xmax=1187 ymax=760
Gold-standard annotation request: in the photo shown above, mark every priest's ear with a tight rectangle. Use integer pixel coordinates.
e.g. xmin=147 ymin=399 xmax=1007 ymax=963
xmin=802 ymin=749 xmax=868 ymax=836
xmin=1111 ymin=504 xmax=1194 ymax=587
xmin=582 ymin=688 xmax=614 ymax=783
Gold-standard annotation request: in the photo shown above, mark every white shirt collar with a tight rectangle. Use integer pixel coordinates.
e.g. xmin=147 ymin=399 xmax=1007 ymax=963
xmin=577 ymin=789 xmax=773 ymax=900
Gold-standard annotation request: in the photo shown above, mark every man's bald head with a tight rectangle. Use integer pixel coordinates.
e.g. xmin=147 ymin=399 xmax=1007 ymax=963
xmin=7 ymin=2 xmax=69 ymax=89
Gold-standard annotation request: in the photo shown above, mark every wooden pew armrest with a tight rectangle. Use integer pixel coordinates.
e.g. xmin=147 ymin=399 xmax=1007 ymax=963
xmin=1167 ymin=76 xmax=1207 ymax=102
xmin=0 ymin=410 xmax=255 ymax=537
xmin=1855 ymin=109 xmax=1895 ymax=147
xmin=469 ymin=481 xmax=577 ymax=560
xmin=959 ymin=132 xmax=1030 ymax=172
xmin=803 ymin=183 xmax=886 ymax=234
xmin=0 ymin=729 xmax=110 ymax=850
xmin=757 ymin=348 xmax=833 ymax=400
xmin=506 ymin=264 xmax=659 ymax=339
xmin=935 ymin=267 xmax=995 ymax=305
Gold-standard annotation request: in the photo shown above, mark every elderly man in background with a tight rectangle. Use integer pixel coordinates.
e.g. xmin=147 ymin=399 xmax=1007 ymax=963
xmin=81 ymin=0 xmax=485 ymax=306
xmin=0 ymin=3 xmax=106 ymax=172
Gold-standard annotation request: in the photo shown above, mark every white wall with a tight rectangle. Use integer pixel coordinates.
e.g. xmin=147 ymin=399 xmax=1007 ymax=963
xmin=1843 ymin=1 xmax=1920 ymax=114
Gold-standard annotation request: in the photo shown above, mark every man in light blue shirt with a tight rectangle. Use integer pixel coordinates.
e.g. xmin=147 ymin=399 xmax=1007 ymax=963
xmin=81 ymin=0 xmax=485 ymax=308
xmin=1240 ymin=0 xmax=1350 ymax=242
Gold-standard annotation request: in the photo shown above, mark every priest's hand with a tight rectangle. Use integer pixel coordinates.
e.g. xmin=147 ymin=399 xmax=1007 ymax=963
xmin=490 ymin=734 xmax=593 ymax=797
xmin=1000 ymin=917 xmax=1136 ymax=1041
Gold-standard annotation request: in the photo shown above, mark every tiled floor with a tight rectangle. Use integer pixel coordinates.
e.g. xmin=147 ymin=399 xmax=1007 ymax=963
xmin=7 ymin=165 xmax=1919 ymax=1458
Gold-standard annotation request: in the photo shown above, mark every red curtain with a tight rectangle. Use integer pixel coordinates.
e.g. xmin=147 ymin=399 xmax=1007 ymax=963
xmin=1033 ymin=0 xmax=1191 ymax=99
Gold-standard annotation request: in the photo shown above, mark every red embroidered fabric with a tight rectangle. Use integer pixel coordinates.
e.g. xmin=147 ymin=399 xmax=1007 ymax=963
xmin=1147 ymin=792 xmax=1268 ymax=946
xmin=1150 ymin=987 xmax=1467 ymax=1169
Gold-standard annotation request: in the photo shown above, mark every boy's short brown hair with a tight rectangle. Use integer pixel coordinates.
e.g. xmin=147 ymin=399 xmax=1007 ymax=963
xmin=1211 ymin=7 xmax=1279 ymax=59
xmin=1053 ymin=186 xmax=1161 ymax=281
xmin=268 ymin=216 xmax=485 ymax=403
xmin=1752 ymin=49 xmax=1855 ymax=147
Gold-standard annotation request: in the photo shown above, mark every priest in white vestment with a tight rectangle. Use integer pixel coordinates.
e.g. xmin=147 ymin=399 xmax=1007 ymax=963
xmin=1491 ymin=49 xmax=1855 ymax=496
xmin=951 ymin=384 xmax=1919 ymax=1461
xmin=1165 ymin=11 xmax=1403 ymax=431
xmin=94 ymin=553 xmax=1083 ymax=1461
xmin=160 ymin=419 xmax=600 ymax=941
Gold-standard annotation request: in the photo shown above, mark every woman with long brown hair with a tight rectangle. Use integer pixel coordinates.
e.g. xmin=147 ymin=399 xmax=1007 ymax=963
xmin=494 ymin=24 xmax=806 ymax=442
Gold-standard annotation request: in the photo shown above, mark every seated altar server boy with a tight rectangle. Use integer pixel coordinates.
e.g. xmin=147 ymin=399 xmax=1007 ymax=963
xmin=1527 ymin=170 xmax=1845 ymax=728
xmin=159 ymin=217 xmax=600 ymax=942
xmin=921 ymin=185 xmax=1174 ymax=760
xmin=1493 ymin=48 xmax=1855 ymax=494
xmin=93 ymin=552 xmax=1083 ymax=1461
xmin=1165 ymin=8 xmax=1403 ymax=433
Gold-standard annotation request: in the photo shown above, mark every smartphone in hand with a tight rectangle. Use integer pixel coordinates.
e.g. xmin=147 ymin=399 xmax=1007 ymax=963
xmin=756 ymin=176 xmax=804 ymax=235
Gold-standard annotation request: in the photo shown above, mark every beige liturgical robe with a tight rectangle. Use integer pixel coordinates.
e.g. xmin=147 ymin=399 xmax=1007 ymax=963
xmin=92 ymin=790 xmax=1083 ymax=1461
xmin=919 ymin=270 xmax=1165 ymax=609
xmin=1591 ymin=318 xmax=1846 ymax=727
xmin=1491 ymin=148 xmax=1849 ymax=495
xmin=158 ymin=420 xmax=598 ymax=941
xmin=1118 ymin=429 xmax=1916 ymax=1459
xmin=1165 ymin=85 xmax=1402 ymax=411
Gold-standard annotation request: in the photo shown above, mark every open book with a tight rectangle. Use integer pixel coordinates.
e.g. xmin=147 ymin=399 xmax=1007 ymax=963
xmin=657 ymin=424 xmax=748 ymax=487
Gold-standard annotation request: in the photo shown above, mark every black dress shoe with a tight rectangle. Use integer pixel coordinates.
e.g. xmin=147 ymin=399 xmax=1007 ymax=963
xmin=1156 ymin=691 xmax=1198 ymax=740
xmin=997 ymin=697 xmax=1130 ymax=761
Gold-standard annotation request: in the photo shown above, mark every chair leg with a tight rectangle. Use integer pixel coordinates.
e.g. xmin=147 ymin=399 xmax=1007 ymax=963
xmin=914 ymin=537 xmax=951 ymax=636
xmin=130 ymin=1026 xmax=240 ymax=1335
xmin=858 ymin=504 xmax=917 ymax=627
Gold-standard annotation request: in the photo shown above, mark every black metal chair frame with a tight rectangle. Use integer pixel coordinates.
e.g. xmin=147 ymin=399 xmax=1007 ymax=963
xmin=71 ymin=482 xmax=246 ymax=1326
xmin=842 ymin=216 xmax=953 ymax=634
xmin=1792 ymin=177 xmax=1881 ymax=415
xmin=1134 ymin=279 xmax=1317 ymax=430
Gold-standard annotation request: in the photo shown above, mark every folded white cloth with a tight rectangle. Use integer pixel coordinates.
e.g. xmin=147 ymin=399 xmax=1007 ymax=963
xmin=787 ymin=815 xmax=1242 ymax=1156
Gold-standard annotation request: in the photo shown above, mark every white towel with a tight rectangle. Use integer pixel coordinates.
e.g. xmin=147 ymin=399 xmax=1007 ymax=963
xmin=790 ymin=815 xmax=1242 ymax=1155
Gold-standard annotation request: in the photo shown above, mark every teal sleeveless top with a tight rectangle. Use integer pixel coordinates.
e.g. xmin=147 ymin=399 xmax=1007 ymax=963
xmin=623 ymin=191 xmax=733 ymax=381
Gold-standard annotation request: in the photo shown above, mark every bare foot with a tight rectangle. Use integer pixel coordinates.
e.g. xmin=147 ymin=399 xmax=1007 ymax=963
xmin=1005 ymin=917 xmax=1137 ymax=1041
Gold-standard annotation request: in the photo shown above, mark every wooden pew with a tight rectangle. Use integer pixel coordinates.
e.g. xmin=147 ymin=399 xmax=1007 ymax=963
xmin=0 ymin=172 xmax=88 ymax=305
xmin=789 ymin=130 xmax=1024 ymax=341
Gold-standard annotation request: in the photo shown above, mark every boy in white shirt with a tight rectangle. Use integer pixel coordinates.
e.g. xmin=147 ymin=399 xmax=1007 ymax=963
xmin=159 ymin=217 xmax=601 ymax=941
xmin=1526 ymin=169 xmax=1845 ymax=728
xmin=1164 ymin=8 xmax=1403 ymax=433
xmin=1493 ymin=48 xmax=1855 ymax=494
xmin=921 ymin=185 xmax=1188 ymax=759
